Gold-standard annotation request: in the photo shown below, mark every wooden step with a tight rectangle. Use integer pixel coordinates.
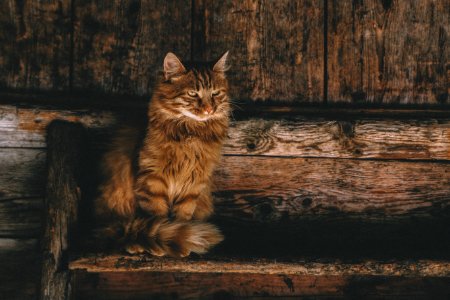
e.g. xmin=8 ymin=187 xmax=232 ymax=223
xmin=69 ymin=254 xmax=450 ymax=299
xmin=70 ymin=254 xmax=450 ymax=277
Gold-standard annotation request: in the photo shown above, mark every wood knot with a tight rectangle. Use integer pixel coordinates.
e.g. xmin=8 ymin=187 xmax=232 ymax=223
xmin=302 ymin=198 xmax=312 ymax=208
xmin=246 ymin=142 xmax=256 ymax=150
xmin=331 ymin=121 xmax=355 ymax=139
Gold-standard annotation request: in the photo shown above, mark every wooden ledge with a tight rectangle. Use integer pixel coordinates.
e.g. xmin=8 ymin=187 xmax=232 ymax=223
xmin=70 ymin=254 xmax=450 ymax=277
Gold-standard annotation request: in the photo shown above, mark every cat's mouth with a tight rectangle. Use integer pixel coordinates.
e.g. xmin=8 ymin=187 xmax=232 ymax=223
xmin=179 ymin=109 xmax=213 ymax=122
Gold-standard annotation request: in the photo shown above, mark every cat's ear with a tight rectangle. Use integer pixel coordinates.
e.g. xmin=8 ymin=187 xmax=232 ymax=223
xmin=164 ymin=52 xmax=186 ymax=80
xmin=213 ymin=51 xmax=230 ymax=73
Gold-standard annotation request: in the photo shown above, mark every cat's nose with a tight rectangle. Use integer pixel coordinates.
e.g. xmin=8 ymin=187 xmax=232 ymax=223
xmin=203 ymin=105 xmax=213 ymax=115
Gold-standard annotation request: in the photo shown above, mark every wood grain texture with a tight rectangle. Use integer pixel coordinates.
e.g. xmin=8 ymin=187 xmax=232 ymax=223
xmin=73 ymin=271 xmax=348 ymax=299
xmin=0 ymin=197 xmax=42 ymax=238
xmin=73 ymin=0 xmax=191 ymax=95
xmin=0 ymin=239 xmax=39 ymax=300
xmin=213 ymin=156 xmax=450 ymax=222
xmin=70 ymin=254 xmax=450 ymax=277
xmin=40 ymin=121 xmax=86 ymax=300
xmin=225 ymin=117 xmax=450 ymax=159
xmin=2 ymin=104 xmax=449 ymax=160
xmin=193 ymin=0 xmax=324 ymax=102
xmin=0 ymin=148 xmax=46 ymax=200
xmin=72 ymin=270 xmax=450 ymax=299
xmin=0 ymin=0 xmax=72 ymax=91
xmin=327 ymin=0 xmax=450 ymax=104
xmin=0 ymin=104 xmax=116 ymax=148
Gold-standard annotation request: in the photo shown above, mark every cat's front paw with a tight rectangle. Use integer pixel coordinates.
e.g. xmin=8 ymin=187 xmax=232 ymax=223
xmin=138 ymin=197 xmax=169 ymax=217
xmin=172 ymin=198 xmax=197 ymax=221
xmin=125 ymin=244 xmax=145 ymax=255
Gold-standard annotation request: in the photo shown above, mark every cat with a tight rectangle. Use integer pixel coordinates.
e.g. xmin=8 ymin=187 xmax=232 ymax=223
xmin=94 ymin=52 xmax=231 ymax=257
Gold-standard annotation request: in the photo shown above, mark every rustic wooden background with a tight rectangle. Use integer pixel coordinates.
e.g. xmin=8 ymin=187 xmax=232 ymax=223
xmin=0 ymin=0 xmax=449 ymax=298
xmin=0 ymin=0 xmax=448 ymax=103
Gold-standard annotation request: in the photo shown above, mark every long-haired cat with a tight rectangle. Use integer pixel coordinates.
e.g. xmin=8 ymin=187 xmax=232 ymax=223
xmin=95 ymin=52 xmax=230 ymax=257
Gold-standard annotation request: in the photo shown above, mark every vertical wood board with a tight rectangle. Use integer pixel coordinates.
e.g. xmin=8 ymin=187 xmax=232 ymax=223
xmin=73 ymin=0 xmax=191 ymax=96
xmin=327 ymin=0 xmax=449 ymax=104
xmin=0 ymin=0 xmax=72 ymax=90
xmin=193 ymin=0 xmax=324 ymax=102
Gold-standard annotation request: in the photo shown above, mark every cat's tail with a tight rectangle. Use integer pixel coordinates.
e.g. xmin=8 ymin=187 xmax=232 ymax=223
xmin=98 ymin=217 xmax=224 ymax=257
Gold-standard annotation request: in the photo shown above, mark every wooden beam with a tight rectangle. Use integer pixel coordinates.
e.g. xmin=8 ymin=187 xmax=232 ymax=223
xmin=0 ymin=148 xmax=46 ymax=199
xmin=327 ymin=0 xmax=449 ymax=104
xmin=192 ymin=0 xmax=324 ymax=102
xmin=70 ymin=254 xmax=450 ymax=277
xmin=226 ymin=117 xmax=450 ymax=159
xmin=213 ymin=156 xmax=450 ymax=222
xmin=0 ymin=239 xmax=40 ymax=300
xmin=0 ymin=197 xmax=42 ymax=238
xmin=72 ymin=271 xmax=450 ymax=299
xmin=1 ymin=104 xmax=449 ymax=160
xmin=40 ymin=121 xmax=86 ymax=300
xmin=72 ymin=272 xmax=348 ymax=299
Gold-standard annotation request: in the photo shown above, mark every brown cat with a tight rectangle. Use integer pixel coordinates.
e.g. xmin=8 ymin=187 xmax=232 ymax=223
xmin=95 ymin=52 xmax=230 ymax=257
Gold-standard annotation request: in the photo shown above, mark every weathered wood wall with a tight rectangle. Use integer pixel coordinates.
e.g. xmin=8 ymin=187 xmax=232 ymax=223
xmin=0 ymin=0 xmax=448 ymax=103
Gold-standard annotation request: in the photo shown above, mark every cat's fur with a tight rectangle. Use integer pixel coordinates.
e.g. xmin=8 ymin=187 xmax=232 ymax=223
xmin=95 ymin=52 xmax=230 ymax=257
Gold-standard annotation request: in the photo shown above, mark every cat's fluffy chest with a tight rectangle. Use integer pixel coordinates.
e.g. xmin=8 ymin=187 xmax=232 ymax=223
xmin=140 ymin=136 xmax=221 ymax=202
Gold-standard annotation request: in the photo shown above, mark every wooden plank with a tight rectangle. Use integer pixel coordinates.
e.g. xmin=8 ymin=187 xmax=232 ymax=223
xmin=0 ymin=238 xmax=39 ymax=300
xmin=213 ymin=156 xmax=450 ymax=222
xmin=0 ymin=197 xmax=42 ymax=238
xmin=41 ymin=121 xmax=86 ymax=300
xmin=193 ymin=0 xmax=324 ymax=102
xmin=72 ymin=271 xmax=450 ymax=299
xmin=225 ymin=117 xmax=450 ymax=159
xmin=70 ymin=254 xmax=450 ymax=277
xmin=73 ymin=0 xmax=191 ymax=96
xmin=0 ymin=104 xmax=116 ymax=148
xmin=327 ymin=0 xmax=450 ymax=104
xmin=0 ymin=0 xmax=72 ymax=90
xmin=1 ymin=104 xmax=449 ymax=160
xmin=73 ymin=272 xmax=347 ymax=299
xmin=0 ymin=148 xmax=46 ymax=200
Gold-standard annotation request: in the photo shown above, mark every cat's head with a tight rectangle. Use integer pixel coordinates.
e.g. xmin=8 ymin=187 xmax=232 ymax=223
xmin=152 ymin=52 xmax=230 ymax=122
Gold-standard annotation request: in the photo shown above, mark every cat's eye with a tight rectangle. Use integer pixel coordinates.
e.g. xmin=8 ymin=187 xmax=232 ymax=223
xmin=187 ymin=90 xmax=198 ymax=97
xmin=212 ymin=90 xmax=220 ymax=96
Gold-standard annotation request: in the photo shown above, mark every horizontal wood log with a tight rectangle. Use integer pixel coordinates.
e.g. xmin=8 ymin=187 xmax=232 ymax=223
xmin=1 ymin=104 xmax=449 ymax=160
xmin=0 ymin=104 xmax=116 ymax=148
xmin=0 ymin=238 xmax=39 ymax=299
xmin=72 ymin=271 xmax=450 ymax=299
xmin=70 ymin=254 xmax=450 ymax=277
xmin=226 ymin=117 xmax=450 ymax=159
xmin=0 ymin=148 xmax=46 ymax=200
xmin=193 ymin=0 xmax=324 ymax=102
xmin=0 ymin=197 xmax=42 ymax=238
xmin=213 ymin=156 xmax=450 ymax=222
xmin=327 ymin=0 xmax=449 ymax=104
